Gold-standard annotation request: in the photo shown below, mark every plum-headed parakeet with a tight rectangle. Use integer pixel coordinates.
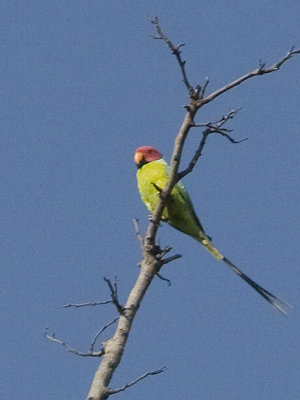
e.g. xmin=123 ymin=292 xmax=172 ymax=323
xmin=134 ymin=145 xmax=290 ymax=314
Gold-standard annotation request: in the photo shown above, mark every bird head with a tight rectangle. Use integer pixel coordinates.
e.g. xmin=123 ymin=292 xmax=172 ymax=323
xmin=134 ymin=146 xmax=163 ymax=168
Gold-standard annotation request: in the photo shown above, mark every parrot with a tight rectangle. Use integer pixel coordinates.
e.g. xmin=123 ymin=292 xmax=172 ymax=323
xmin=134 ymin=145 xmax=290 ymax=314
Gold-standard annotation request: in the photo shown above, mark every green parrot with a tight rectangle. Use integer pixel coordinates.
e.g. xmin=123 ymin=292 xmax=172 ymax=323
xmin=134 ymin=145 xmax=290 ymax=314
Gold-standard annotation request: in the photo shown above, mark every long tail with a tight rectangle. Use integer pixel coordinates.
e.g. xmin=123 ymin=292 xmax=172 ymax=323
xmin=201 ymin=239 xmax=291 ymax=315
xmin=223 ymin=257 xmax=291 ymax=315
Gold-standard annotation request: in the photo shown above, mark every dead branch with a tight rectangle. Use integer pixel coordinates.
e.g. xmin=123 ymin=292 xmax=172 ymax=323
xmin=104 ymin=277 xmax=124 ymax=314
xmin=44 ymin=329 xmax=103 ymax=358
xmin=161 ymin=254 xmax=182 ymax=265
xmin=200 ymin=76 xmax=210 ymax=98
xmin=133 ymin=218 xmax=144 ymax=249
xmin=151 ymin=17 xmax=193 ymax=94
xmin=63 ymin=277 xmax=125 ymax=311
xmin=63 ymin=300 xmax=112 ymax=309
xmin=108 ymin=367 xmax=166 ymax=396
xmin=199 ymin=47 xmax=300 ymax=107
xmin=89 ymin=318 xmax=119 ymax=353
xmin=178 ymin=109 xmax=246 ymax=180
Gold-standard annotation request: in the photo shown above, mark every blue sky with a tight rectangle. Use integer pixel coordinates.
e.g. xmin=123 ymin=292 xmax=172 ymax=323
xmin=1 ymin=1 xmax=300 ymax=399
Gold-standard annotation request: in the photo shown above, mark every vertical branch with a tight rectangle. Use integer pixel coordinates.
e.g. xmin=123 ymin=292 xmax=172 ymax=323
xmin=87 ymin=256 xmax=159 ymax=400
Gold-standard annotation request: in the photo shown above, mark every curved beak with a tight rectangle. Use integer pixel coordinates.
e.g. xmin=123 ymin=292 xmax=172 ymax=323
xmin=134 ymin=151 xmax=144 ymax=166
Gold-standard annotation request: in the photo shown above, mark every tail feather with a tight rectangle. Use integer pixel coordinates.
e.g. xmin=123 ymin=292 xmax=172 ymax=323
xmin=223 ymin=257 xmax=291 ymax=315
xmin=199 ymin=238 xmax=291 ymax=315
xmin=198 ymin=237 xmax=292 ymax=315
xmin=201 ymin=239 xmax=224 ymax=260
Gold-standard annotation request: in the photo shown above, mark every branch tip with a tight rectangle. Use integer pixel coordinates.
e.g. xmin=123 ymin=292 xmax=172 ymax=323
xmin=178 ymin=109 xmax=244 ymax=180
xmin=109 ymin=367 xmax=167 ymax=395
xmin=89 ymin=317 xmax=119 ymax=353
xmin=63 ymin=300 xmax=112 ymax=308
xmin=104 ymin=277 xmax=124 ymax=314
xmin=44 ymin=328 xmax=103 ymax=358
xmin=151 ymin=17 xmax=192 ymax=93
xmin=133 ymin=218 xmax=144 ymax=246
xmin=200 ymin=48 xmax=300 ymax=106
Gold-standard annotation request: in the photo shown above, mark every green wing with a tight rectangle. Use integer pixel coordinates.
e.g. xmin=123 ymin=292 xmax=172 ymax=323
xmin=167 ymin=177 xmax=208 ymax=241
xmin=137 ymin=159 xmax=208 ymax=241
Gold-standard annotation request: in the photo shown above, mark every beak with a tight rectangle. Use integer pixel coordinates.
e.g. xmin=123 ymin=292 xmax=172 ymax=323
xmin=134 ymin=151 xmax=144 ymax=166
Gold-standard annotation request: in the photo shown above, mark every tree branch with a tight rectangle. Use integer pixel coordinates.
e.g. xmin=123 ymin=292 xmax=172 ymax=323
xmin=151 ymin=17 xmax=193 ymax=95
xmin=44 ymin=329 xmax=104 ymax=358
xmin=63 ymin=300 xmax=112 ymax=309
xmin=103 ymin=277 xmax=124 ymax=314
xmin=199 ymin=47 xmax=300 ymax=107
xmin=86 ymin=19 xmax=299 ymax=400
xmin=89 ymin=318 xmax=119 ymax=353
xmin=133 ymin=218 xmax=144 ymax=250
xmin=178 ymin=109 xmax=246 ymax=180
xmin=108 ymin=367 xmax=166 ymax=396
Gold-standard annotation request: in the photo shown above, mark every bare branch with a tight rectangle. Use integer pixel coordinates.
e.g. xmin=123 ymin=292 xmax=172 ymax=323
xmin=104 ymin=277 xmax=124 ymax=314
xmin=151 ymin=17 xmax=193 ymax=94
xmin=63 ymin=300 xmax=112 ymax=309
xmin=191 ymin=108 xmax=242 ymax=129
xmin=44 ymin=329 xmax=103 ymax=358
xmin=199 ymin=76 xmax=209 ymax=98
xmin=133 ymin=218 xmax=144 ymax=247
xmin=214 ymin=130 xmax=248 ymax=144
xmin=199 ymin=47 xmax=300 ymax=107
xmin=156 ymin=245 xmax=172 ymax=259
xmin=108 ymin=367 xmax=166 ymax=395
xmin=177 ymin=129 xmax=209 ymax=181
xmin=270 ymin=46 xmax=300 ymax=69
xmin=89 ymin=318 xmax=119 ymax=353
xmin=178 ymin=109 xmax=246 ymax=180
xmin=161 ymin=254 xmax=182 ymax=265
xmin=155 ymin=251 xmax=182 ymax=286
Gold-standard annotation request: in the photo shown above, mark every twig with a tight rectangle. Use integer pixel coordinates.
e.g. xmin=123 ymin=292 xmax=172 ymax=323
xmin=177 ymin=129 xmax=210 ymax=181
xmin=63 ymin=300 xmax=112 ymax=309
xmin=156 ymin=245 xmax=172 ymax=259
xmin=155 ymin=245 xmax=182 ymax=285
xmin=178 ymin=109 xmax=245 ymax=180
xmin=199 ymin=47 xmax=300 ymax=107
xmin=89 ymin=317 xmax=119 ymax=353
xmin=44 ymin=329 xmax=103 ymax=358
xmin=133 ymin=218 xmax=144 ymax=246
xmin=108 ymin=367 xmax=166 ymax=395
xmin=191 ymin=108 xmax=241 ymax=130
xmin=161 ymin=254 xmax=182 ymax=265
xmin=151 ymin=17 xmax=193 ymax=94
xmin=104 ymin=277 xmax=124 ymax=314
xmin=155 ymin=245 xmax=182 ymax=265
xmin=200 ymin=77 xmax=209 ymax=98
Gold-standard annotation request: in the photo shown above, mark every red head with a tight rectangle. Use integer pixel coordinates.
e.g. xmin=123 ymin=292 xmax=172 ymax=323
xmin=134 ymin=146 xmax=163 ymax=168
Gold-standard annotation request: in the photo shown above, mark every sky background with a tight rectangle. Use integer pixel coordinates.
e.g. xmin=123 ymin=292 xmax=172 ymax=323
xmin=1 ymin=1 xmax=300 ymax=399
